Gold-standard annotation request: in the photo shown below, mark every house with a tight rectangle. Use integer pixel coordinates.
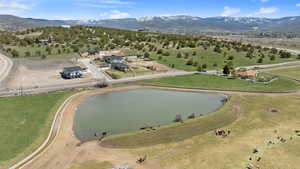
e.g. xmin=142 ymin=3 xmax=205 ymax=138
xmin=61 ymin=25 xmax=71 ymax=28
xmin=111 ymin=63 xmax=129 ymax=72
xmin=103 ymin=55 xmax=124 ymax=64
xmin=88 ymin=50 xmax=99 ymax=55
xmin=61 ymin=66 xmax=83 ymax=79
xmin=236 ymin=69 xmax=258 ymax=80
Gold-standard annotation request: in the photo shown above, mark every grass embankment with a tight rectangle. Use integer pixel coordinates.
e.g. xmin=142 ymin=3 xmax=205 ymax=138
xmin=0 ymin=91 xmax=75 ymax=168
xmin=70 ymin=160 xmax=113 ymax=169
xmin=264 ymin=66 xmax=300 ymax=80
xmin=141 ymin=74 xmax=300 ymax=92
xmin=102 ymin=94 xmax=300 ymax=169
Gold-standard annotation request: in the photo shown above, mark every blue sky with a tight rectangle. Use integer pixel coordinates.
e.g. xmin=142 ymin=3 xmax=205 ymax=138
xmin=0 ymin=0 xmax=299 ymax=20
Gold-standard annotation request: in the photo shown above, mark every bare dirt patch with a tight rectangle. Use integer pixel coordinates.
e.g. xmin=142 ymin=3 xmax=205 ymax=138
xmin=6 ymin=58 xmax=94 ymax=90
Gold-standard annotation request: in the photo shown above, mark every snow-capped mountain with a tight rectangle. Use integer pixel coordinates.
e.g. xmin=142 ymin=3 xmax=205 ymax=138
xmin=0 ymin=15 xmax=300 ymax=33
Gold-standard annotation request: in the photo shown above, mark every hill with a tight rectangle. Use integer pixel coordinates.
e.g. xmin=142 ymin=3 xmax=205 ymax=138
xmin=0 ymin=15 xmax=300 ymax=33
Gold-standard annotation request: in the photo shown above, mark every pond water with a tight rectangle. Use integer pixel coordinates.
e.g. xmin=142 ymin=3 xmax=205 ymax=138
xmin=74 ymin=88 xmax=226 ymax=141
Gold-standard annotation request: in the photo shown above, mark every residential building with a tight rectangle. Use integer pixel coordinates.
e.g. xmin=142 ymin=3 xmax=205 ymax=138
xmin=111 ymin=63 xmax=129 ymax=72
xmin=103 ymin=55 xmax=124 ymax=64
xmin=61 ymin=66 xmax=83 ymax=79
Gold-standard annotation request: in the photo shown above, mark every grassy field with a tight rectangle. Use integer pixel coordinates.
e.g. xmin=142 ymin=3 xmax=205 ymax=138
xmin=102 ymin=94 xmax=300 ymax=169
xmin=264 ymin=66 xmax=300 ymax=80
xmin=141 ymin=74 xmax=300 ymax=92
xmin=0 ymin=91 xmax=75 ymax=168
xmin=70 ymin=160 xmax=113 ymax=169
xmin=143 ymin=47 xmax=297 ymax=71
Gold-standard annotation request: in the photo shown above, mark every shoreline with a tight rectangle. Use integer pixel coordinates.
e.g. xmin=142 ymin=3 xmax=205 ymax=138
xmin=10 ymin=85 xmax=295 ymax=169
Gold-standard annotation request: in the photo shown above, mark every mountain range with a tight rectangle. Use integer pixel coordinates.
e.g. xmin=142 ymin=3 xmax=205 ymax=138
xmin=0 ymin=14 xmax=300 ymax=33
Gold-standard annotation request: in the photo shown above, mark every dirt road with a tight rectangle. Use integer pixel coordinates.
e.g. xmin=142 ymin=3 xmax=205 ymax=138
xmin=0 ymin=53 xmax=13 ymax=87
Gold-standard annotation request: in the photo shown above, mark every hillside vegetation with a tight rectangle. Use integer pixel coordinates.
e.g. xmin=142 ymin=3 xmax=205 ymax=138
xmin=0 ymin=26 xmax=298 ymax=70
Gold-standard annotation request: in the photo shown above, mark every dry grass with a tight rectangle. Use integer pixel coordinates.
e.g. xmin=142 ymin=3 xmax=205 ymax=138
xmin=103 ymin=93 xmax=300 ymax=169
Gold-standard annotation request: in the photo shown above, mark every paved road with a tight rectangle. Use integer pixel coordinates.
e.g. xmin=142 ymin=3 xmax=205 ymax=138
xmin=237 ymin=60 xmax=300 ymax=70
xmin=0 ymin=71 xmax=194 ymax=97
xmin=0 ymin=53 xmax=13 ymax=87
xmin=110 ymin=71 xmax=195 ymax=84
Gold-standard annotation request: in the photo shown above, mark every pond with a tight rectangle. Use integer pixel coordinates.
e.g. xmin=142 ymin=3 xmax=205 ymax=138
xmin=74 ymin=88 xmax=226 ymax=141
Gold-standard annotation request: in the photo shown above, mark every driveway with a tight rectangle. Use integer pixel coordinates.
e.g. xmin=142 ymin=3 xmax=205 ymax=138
xmin=0 ymin=53 xmax=13 ymax=87
xmin=79 ymin=59 xmax=111 ymax=80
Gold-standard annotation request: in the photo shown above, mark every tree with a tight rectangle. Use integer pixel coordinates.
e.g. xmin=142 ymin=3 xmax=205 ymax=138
xmin=223 ymin=64 xmax=230 ymax=75
xmin=11 ymin=49 xmax=19 ymax=58
xmin=25 ymin=51 xmax=31 ymax=57
xmin=163 ymin=51 xmax=170 ymax=56
xmin=192 ymin=51 xmax=197 ymax=56
xmin=157 ymin=49 xmax=163 ymax=55
xmin=228 ymin=55 xmax=234 ymax=60
xmin=202 ymin=64 xmax=207 ymax=70
xmin=186 ymin=59 xmax=193 ymax=65
xmin=184 ymin=52 xmax=190 ymax=59
xmin=144 ymin=52 xmax=150 ymax=58
xmin=197 ymin=66 xmax=202 ymax=72
xmin=177 ymin=52 xmax=182 ymax=58
xmin=257 ymin=58 xmax=263 ymax=63
xmin=41 ymin=54 xmax=47 ymax=59
xmin=298 ymin=54 xmax=300 ymax=59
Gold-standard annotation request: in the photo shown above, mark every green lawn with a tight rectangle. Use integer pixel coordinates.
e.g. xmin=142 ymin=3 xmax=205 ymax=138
xmin=264 ymin=66 xmax=300 ymax=80
xmin=141 ymin=74 xmax=300 ymax=92
xmin=0 ymin=91 xmax=75 ymax=168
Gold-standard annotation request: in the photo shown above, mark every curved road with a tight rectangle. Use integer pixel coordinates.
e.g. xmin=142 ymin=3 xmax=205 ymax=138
xmin=0 ymin=53 xmax=13 ymax=87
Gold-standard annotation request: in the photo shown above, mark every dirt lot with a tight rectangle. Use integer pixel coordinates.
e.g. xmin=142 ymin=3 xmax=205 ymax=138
xmin=5 ymin=58 xmax=94 ymax=90
xmin=129 ymin=61 xmax=171 ymax=71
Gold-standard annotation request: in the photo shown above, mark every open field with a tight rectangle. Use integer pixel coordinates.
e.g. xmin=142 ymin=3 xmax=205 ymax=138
xmin=0 ymin=91 xmax=75 ymax=168
xmin=125 ymin=47 xmax=298 ymax=71
xmin=14 ymin=87 xmax=300 ymax=169
xmin=263 ymin=66 xmax=300 ymax=81
xmin=141 ymin=74 xmax=300 ymax=92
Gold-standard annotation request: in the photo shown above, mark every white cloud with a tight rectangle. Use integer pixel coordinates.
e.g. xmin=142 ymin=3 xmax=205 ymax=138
xmin=261 ymin=0 xmax=269 ymax=2
xmin=256 ymin=7 xmax=278 ymax=14
xmin=79 ymin=3 xmax=119 ymax=8
xmin=97 ymin=0 xmax=135 ymax=5
xmin=78 ymin=0 xmax=135 ymax=9
xmin=221 ymin=6 xmax=240 ymax=17
xmin=0 ymin=1 xmax=29 ymax=10
xmin=100 ymin=10 xmax=130 ymax=19
xmin=296 ymin=3 xmax=300 ymax=7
